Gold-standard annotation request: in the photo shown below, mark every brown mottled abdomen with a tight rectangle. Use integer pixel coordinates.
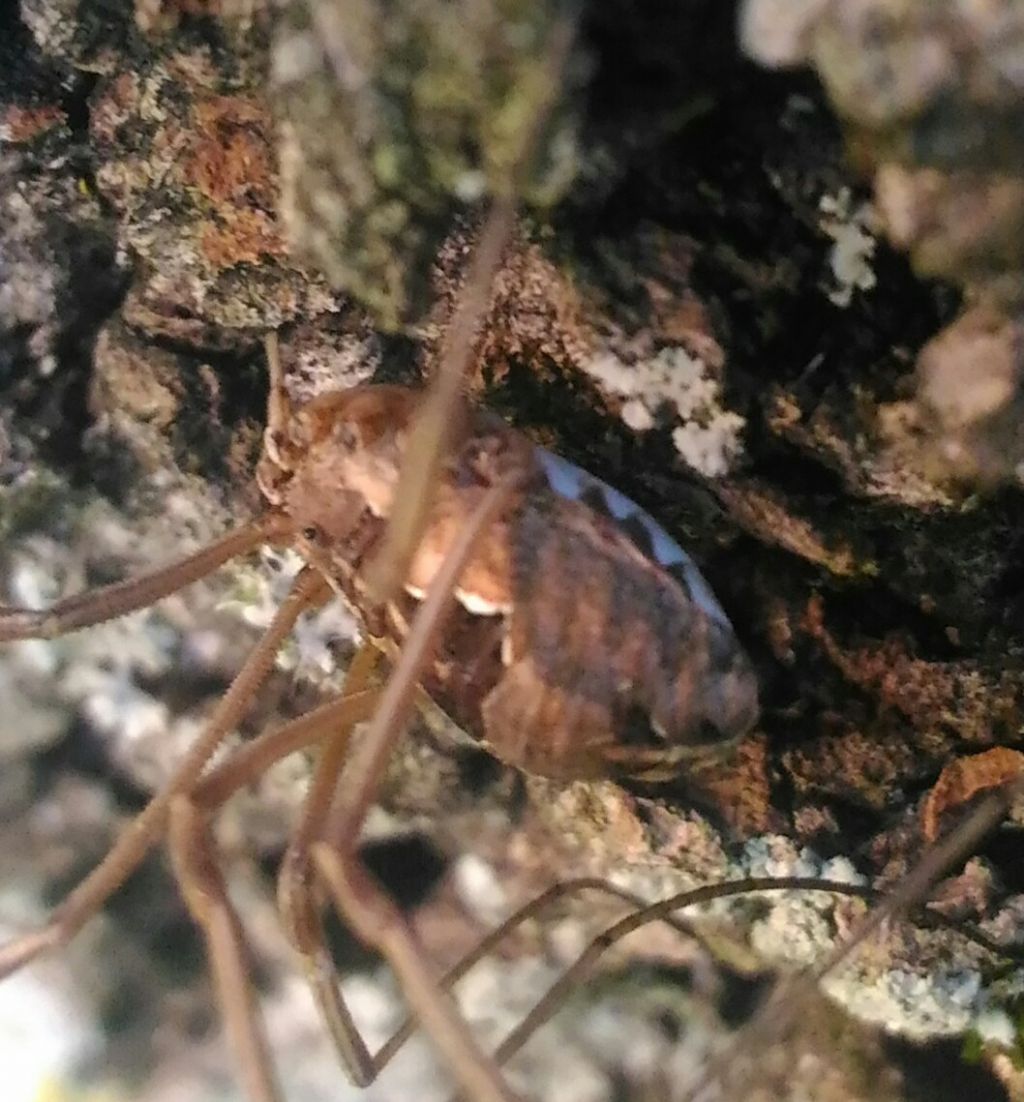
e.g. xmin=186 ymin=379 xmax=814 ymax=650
xmin=411 ymin=484 xmax=758 ymax=783
xmin=280 ymin=385 xmax=758 ymax=784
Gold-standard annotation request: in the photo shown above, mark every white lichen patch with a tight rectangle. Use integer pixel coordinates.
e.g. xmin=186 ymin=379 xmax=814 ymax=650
xmin=453 ymin=852 xmax=510 ymax=927
xmin=584 ymin=345 xmax=746 ymax=477
xmin=818 ymin=188 xmax=878 ymax=307
xmin=739 ymin=834 xmax=823 ymax=881
xmin=824 ymin=965 xmax=982 ymax=1041
xmin=0 ymin=960 xmax=102 ymax=1102
xmin=218 ymin=546 xmax=360 ymax=686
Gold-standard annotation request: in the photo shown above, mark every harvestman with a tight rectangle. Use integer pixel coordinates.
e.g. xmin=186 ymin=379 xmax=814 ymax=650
xmin=0 ymin=306 xmax=765 ymax=1099
xmin=2 ymin=328 xmax=1018 ymax=1102
xmin=3 ymin=16 xmax=1022 ymax=1102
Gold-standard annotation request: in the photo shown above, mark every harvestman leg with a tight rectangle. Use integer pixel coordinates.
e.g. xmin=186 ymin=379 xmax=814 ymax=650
xmin=0 ymin=556 xmax=322 ymax=977
xmin=275 ymin=642 xmax=384 ymax=1086
xmin=485 ymin=877 xmax=881 ymax=1074
xmin=182 ymin=644 xmax=714 ymax=1092
xmin=372 ymin=877 xmax=702 ymax=1071
xmin=445 ymin=872 xmax=1021 ymax=1080
xmin=310 ymin=474 xmax=523 ymax=1102
xmin=169 ymin=796 xmax=282 ymax=1102
xmin=0 ymin=518 xmax=277 ymax=642
xmin=166 ymin=683 xmax=383 ymax=1102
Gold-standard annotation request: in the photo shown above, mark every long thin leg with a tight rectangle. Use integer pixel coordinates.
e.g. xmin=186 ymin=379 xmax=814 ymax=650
xmin=0 ymin=517 xmax=282 ymax=641
xmin=0 ymin=566 xmax=327 ymax=977
xmin=484 ymin=869 xmax=1024 ymax=1085
xmin=681 ymin=784 xmax=1024 ymax=1102
xmin=486 ymin=877 xmax=880 ymax=1074
xmin=276 ymin=643 xmax=383 ymax=1087
xmin=372 ymin=877 xmax=702 ymax=1072
xmin=169 ymin=793 xmax=283 ymax=1102
xmin=312 ymin=473 xmax=522 ymax=1102
xmin=362 ymin=8 xmax=579 ymax=603
xmin=176 ymin=680 xmax=382 ymax=1099
xmin=277 ymin=644 xmax=381 ymax=946
xmin=190 ymin=687 xmax=381 ymax=811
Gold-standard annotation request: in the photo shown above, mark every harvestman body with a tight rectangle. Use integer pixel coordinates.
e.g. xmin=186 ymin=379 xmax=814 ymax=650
xmin=259 ymin=376 xmax=760 ymax=780
xmin=0 ymin=335 xmax=759 ymax=1102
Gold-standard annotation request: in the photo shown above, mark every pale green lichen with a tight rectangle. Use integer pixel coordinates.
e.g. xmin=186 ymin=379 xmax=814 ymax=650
xmin=273 ymin=0 xmax=582 ymax=329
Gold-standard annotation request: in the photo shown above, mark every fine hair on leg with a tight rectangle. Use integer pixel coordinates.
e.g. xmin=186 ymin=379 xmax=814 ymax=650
xmin=0 ymin=516 xmax=283 ymax=642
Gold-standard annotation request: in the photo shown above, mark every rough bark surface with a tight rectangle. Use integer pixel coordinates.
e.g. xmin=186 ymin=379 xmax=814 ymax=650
xmin=2 ymin=1 xmax=1023 ymax=1100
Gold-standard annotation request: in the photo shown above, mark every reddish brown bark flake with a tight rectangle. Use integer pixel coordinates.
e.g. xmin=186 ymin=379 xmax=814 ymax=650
xmin=0 ymin=104 xmax=66 ymax=142
xmin=921 ymin=747 xmax=1024 ymax=843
